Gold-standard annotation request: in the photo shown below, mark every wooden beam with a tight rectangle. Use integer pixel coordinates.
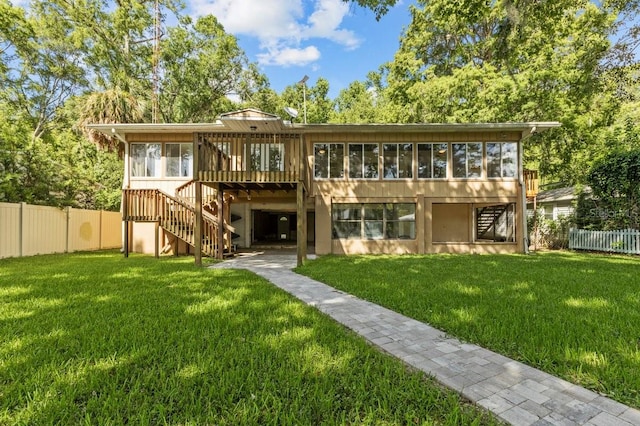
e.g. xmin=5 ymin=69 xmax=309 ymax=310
xmin=155 ymin=218 xmax=160 ymax=259
xmin=195 ymin=181 xmax=203 ymax=267
xmin=297 ymin=183 xmax=307 ymax=266
xmin=217 ymin=184 xmax=224 ymax=259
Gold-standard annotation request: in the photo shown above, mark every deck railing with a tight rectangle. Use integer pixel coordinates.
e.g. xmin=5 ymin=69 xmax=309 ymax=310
xmin=197 ymin=132 xmax=301 ymax=183
xmin=524 ymin=170 xmax=539 ymax=198
xmin=122 ymin=189 xmax=232 ymax=257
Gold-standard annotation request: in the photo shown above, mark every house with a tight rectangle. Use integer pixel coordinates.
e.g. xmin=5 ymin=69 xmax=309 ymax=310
xmin=527 ymin=186 xmax=590 ymax=221
xmin=89 ymin=109 xmax=560 ymax=265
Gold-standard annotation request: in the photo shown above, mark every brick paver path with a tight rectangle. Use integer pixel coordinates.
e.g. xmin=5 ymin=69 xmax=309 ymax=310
xmin=212 ymin=252 xmax=640 ymax=426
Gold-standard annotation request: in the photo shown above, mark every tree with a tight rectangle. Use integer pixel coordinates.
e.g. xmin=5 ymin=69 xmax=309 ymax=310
xmin=378 ymin=0 xmax=619 ymax=183
xmin=586 ymin=149 xmax=640 ymax=229
xmin=160 ymin=15 xmax=265 ymax=122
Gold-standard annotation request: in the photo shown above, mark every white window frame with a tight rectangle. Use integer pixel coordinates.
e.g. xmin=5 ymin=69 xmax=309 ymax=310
xmin=165 ymin=143 xmax=193 ymax=178
xmin=130 ymin=143 xmax=161 ymax=178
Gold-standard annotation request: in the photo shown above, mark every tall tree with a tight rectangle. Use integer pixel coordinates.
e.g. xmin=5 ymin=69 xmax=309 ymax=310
xmin=159 ymin=15 xmax=262 ymax=122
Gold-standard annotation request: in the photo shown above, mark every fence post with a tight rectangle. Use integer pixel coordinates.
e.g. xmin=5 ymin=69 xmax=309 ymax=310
xmin=19 ymin=202 xmax=26 ymax=257
xmin=65 ymin=206 xmax=71 ymax=253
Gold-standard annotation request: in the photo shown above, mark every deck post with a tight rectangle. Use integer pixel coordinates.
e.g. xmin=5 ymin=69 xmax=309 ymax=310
xmin=297 ymin=132 xmax=307 ymax=267
xmin=154 ymin=218 xmax=160 ymax=258
xmin=217 ymin=184 xmax=224 ymax=259
xmin=195 ymin=181 xmax=203 ymax=266
xmin=122 ymin=191 xmax=129 ymax=257
xmin=296 ymin=182 xmax=307 ymax=266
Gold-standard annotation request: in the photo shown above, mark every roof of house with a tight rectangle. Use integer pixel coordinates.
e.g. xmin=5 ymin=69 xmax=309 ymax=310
xmin=534 ymin=186 xmax=591 ymax=203
xmin=88 ymin=109 xmax=561 ymax=143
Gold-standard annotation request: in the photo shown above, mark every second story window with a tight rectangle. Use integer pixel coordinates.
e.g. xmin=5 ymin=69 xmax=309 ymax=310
xmin=166 ymin=143 xmax=193 ymax=177
xmin=452 ymin=142 xmax=482 ymax=178
xmin=487 ymin=142 xmax=517 ymax=178
xmin=130 ymin=143 xmax=161 ymax=177
xmin=314 ymin=143 xmax=344 ymax=178
xmin=349 ymin=143 xmax=378 ymax=179
xmin=417 ymin=143 xmax=448 ymax=179
xmin=383 ymin=143 xmax=413 ymax=179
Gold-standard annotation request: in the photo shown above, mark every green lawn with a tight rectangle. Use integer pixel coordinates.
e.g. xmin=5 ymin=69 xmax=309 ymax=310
xmin=296 ymin=251 xmax=640 ymax=409
xmin=0 ymin=251 xmax=498 ymax=425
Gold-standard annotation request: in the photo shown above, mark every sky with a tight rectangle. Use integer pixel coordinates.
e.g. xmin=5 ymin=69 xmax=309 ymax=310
xmin=185 ymin=0 xmax=415 ymax=98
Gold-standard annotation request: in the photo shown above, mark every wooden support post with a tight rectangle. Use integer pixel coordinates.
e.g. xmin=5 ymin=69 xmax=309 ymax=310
xmin=195 ymin=181 xmax=203 ymax=266
xmin=297 ymin=182 xmax=307 ymax=267
xmin=122 ymin=191 xmax=129 ymax=258
xmin=217 ymin=184 xmax=224 ymax=260
xmin=154 ymin=218 xmax=160 ymax=258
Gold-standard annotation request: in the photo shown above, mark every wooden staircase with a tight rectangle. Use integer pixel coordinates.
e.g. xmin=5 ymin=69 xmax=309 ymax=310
xmin=123 ymin=184 xmax=235 ymax=257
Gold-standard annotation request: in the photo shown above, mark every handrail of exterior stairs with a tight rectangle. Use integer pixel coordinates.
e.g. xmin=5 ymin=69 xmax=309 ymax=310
xmin=122 ymin=188 xmax=233 ymax=257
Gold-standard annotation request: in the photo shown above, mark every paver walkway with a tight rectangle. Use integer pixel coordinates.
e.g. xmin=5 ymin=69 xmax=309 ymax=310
xmin=211 ymin=251 xmax=640 ymax=426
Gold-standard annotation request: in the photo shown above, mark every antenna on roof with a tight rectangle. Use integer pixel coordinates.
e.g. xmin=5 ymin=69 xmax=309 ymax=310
xmin=284 ymin=107 xmax=299 ymax=121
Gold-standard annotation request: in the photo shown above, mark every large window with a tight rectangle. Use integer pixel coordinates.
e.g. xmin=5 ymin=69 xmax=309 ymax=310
xmin=166 ymin=143 xmax=193 ymax=177
xmin=348 ymin=143 xmax=379 ymax=179
xmin=314 ymin=143 xmax=344 ymax=178
xmin=383 ymin=143 xmax=413 ymax=179
xmin=417 ymin=143 xmax=448 ymax=178
xmin=452 ymin=142 xmax=482 ymax=178
xmin=332 ymin=203 xmax=416 ymax=240
xmin=130 ymin=143 xmax=161 ymax=177
xmin=475 ymin=203 xmax=515 ymax=242
xmin=486 ymin=142 xmax=517 ymax=178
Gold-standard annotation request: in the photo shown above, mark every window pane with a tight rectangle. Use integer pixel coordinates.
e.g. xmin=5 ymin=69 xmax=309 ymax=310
xmin=417 ymin=144 xmax=432 ymax=178
xmin=468 ymin=143 xmax=482 ymax=177
xmin=383 ymin=144 xmax=397 ymax=178
xmin=314 ymin=144 xmax=328 ymax=178
xmin=364 ymin=221 xmax=384 ymax=239
xmin=363 ymin=144 xmax=379 ymax=179
xmin=130 ymin=144 xmax=146 ymax=177
xmin=364 ymin=204 xmax=384 ymax=220
xmin=333 ymin=222 xmax=361 ymax=239
xmin=329 ymin=143 xmax=344 ymax=178
xmin=333 ymin=204 xmax=361 ymax=220
xmin=502 ymin=143 xmax=517 ymax=177
xmin=181 ymin=144 xmax=193 ymax=177
xmin=452 ymin=143 xmax=466 ymax=178
xmin=348 ymin=144 xmax=363 ymax=178
xmin=398 ymin=144 xmax=412 ymax=178
xmin=486 ymin=143 xmax=501 ymax=178
xmin=434 ymin=143 xmax=447 ymax=178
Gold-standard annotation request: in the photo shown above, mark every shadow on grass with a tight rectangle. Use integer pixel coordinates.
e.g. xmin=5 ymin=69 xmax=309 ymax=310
xmin=0 ymin=251 xmax=497 ymax=424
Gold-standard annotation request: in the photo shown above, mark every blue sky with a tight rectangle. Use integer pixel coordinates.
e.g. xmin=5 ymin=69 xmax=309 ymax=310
xmin=185 ymin=0 xmax=415 ymax=98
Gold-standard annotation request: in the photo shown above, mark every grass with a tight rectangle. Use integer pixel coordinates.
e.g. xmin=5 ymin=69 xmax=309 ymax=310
xmin=296 ymin=251 xmax=640 ymax=409
xmin=0 ymin=251 xmax=498 ymax=425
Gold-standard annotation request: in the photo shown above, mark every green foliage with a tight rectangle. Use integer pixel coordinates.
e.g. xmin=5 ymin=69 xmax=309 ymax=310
xmin=0 ymin=252 xmax=497 ymax=424
xmin=528 ymin=213 xmax=574 ymax=249
xmin=297 ymin=252 xmax=640 ymax=409
xmin=586 ymin=148 xmax=640 ymax=229
xmin=160 ymin=15 xmax=256 ymax=122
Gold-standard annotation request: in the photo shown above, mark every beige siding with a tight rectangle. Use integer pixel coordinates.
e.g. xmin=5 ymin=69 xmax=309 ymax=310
xmin=432 ymin=204 xmax=471 ymax=242
xmin=0 ymin=203 xmax=121 ymax=259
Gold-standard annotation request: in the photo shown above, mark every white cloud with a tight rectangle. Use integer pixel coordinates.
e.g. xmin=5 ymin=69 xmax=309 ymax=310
xmin=257 ymin=45 xmax=321 ymax=67
xmin=188 ymin=0 xmax=361 ymax=66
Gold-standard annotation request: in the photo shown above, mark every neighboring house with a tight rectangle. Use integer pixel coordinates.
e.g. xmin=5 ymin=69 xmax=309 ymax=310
xmin=528 ymin=186 xmax=589 ymax=221
xmin=89 ymin=109 xmax=559 ymax=265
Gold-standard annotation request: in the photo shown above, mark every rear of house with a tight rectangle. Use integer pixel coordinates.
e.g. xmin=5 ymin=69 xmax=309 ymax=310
xmin=90 ymin=109 xmax=558 ymax=262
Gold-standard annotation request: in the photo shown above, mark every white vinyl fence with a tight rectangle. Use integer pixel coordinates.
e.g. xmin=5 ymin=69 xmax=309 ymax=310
xmin=569 ymin=228 xmax=640 ymax=255
xmin=0 ymin=202 xmax=122 ymax=259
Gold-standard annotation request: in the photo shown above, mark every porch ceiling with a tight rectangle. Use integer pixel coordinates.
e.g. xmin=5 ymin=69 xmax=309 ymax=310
xmin=212 ymin=181 xmax=298 ymax=192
